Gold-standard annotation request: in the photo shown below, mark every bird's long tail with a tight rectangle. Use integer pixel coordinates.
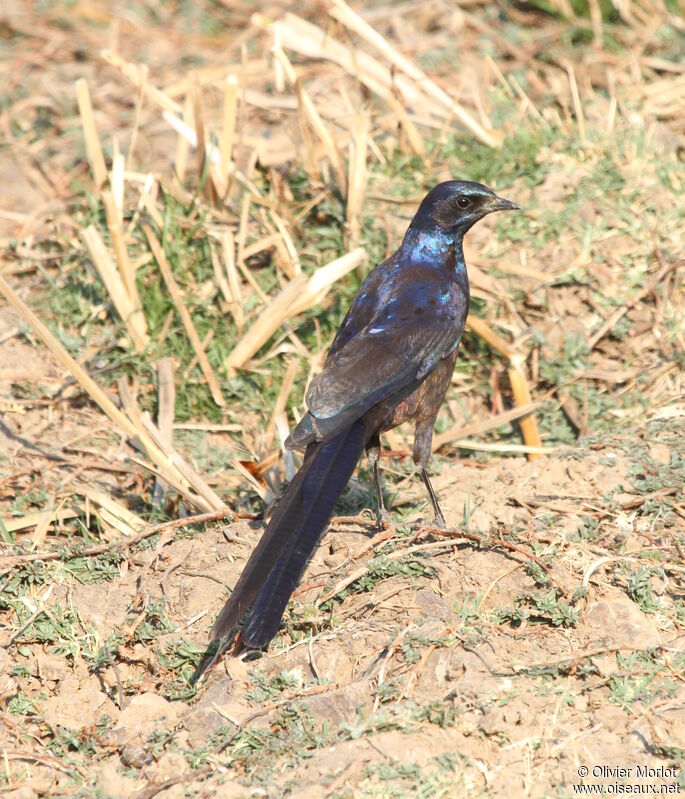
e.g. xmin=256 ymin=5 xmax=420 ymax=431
xmin=211 ymin=416 xmax=373 ymax=648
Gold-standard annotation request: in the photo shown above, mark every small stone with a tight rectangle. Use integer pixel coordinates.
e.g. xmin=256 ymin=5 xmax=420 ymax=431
xmin=648 ymin=443 xmax=670 ymax=465
xmin=4 ymin=788 xmax=37 ymax=799
xmin=114 ymin=693 xmax=179 ymax=738
xmin=585 ymin=595 xmax=662 ymax=649
xmin=414 ymin=588 xmax=452 ymax=621
xmin=144 ymin=752 xmax=188 ymax=783
xmin=97 ymin=759 xmax=143 ymax=798
xmin=121 ymin=743 xmax=149 ymax=768
xmin=41 ymin=676 xmax=117 ymax=731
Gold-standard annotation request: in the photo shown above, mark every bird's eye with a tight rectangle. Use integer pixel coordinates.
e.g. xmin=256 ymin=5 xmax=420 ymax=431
xmin=456 ymin=196 xmax=471 ymax=209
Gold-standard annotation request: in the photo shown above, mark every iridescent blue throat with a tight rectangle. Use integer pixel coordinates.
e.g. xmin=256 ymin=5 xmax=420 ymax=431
xmin=401 ymin=226 xmax=465 ymax=273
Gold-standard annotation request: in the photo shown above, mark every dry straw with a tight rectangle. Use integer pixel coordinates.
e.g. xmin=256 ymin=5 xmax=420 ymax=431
xmin=143 ymin=224 xmax=225 ymax=408
xmin=75 ymin=78 xmax=107 ymax=190
xmin=272 ymin=46 xmax=347 ymax=196
xmin=153 ymin=357 xmax=176 ymax=507
xmin=328 ymin=0 xmax=501 ymax=147
xmin=466 ymin=316 xmax=543 ymax=460
xmin=2 ymin=0 xmax=552 ymax=552
xmin=0 ymin=274 xmax=224 ymax=513
xmin=225 ymin=248 xmax=366 ymax=373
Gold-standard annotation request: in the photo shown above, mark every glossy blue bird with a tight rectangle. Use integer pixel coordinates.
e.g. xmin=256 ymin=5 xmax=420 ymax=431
xmin=212 ymin=180 xmax=520 ymax=649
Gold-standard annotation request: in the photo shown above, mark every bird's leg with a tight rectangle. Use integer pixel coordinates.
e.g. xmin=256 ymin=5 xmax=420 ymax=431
xmin=367 ymin=434 xmax=392 ymax=530
xmin=420 ymin=468 xmax=446 ymax=529
xmin=414 ymin=422 xmax=446 ymax=529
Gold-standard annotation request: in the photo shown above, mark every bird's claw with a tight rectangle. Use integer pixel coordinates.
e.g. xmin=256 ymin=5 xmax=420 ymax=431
xmin=432 ymin=512 xmax=447 ymax=530
xmin=412 ymin=513 xmax=447 ymax=531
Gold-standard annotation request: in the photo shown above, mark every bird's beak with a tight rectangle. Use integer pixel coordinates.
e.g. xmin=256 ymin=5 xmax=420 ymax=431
xmin=490 ymin=195 xmax=520 ymax=212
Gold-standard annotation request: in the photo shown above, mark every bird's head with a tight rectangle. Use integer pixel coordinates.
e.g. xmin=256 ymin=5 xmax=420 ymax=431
xmin=411 ymin=180 xmax=520 ymax=238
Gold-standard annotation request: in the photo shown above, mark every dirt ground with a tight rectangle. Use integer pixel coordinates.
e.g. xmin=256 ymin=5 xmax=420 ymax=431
xmin=1 ymin=1 xmax=684 ymax=797
xmin=2 ymin=361 xmax=683 ymax=797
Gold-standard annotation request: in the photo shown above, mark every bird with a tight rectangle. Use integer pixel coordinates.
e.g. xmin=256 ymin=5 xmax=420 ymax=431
xmin=211 ymin=180 xmax=519 ymax=649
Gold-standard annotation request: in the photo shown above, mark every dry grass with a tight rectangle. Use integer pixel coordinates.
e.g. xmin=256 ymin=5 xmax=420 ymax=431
xmin=0 ymin=0 xmax=683 ymax=796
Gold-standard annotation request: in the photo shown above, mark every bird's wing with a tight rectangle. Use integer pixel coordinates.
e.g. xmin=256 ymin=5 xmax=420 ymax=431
xmin=306 ymin=273 xmax=466 ymax=428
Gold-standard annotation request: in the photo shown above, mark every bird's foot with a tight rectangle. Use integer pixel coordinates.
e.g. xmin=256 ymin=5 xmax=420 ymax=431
xmin=412 ymin=513 xmax=447 ymax=531
xmin=432 ymin=511 xmax=447 ymax=530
